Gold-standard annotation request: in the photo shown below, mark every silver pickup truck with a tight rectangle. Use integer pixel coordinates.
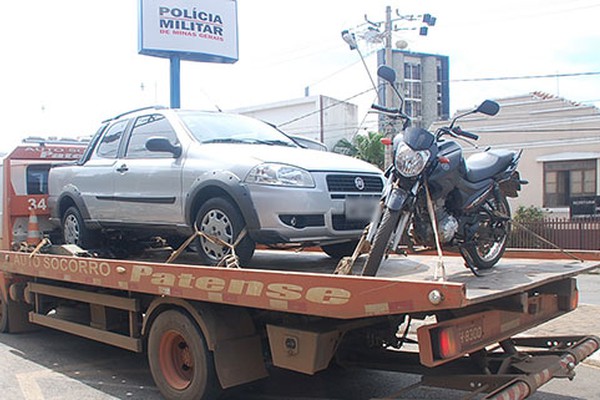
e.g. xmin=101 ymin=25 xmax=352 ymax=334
xmin=48 ymin=107 xmax=384 ymax=265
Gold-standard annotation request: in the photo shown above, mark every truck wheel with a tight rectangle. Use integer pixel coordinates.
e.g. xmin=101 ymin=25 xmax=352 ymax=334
xmin=195 ymin=198 xmax=255 ymax=266
xmin=0 ymin=289 xmax=9 ymax=333
xmin=148 ymin=310 xmax=220 ymax=400
xmin=62 ymin=206 xmax=96 ymax=249
xmin=321 ymin=240 xmax=359 ymax=259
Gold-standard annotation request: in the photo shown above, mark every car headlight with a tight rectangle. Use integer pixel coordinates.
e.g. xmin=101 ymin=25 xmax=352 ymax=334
xmin=395 ymin=143 xmax=430 ymax=177
xmin=245 ymin=163 xmax=315 ymax=188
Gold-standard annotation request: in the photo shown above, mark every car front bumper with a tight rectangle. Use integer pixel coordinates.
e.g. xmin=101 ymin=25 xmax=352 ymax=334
xmin=246 ymin=172 xmax=382 ymax=245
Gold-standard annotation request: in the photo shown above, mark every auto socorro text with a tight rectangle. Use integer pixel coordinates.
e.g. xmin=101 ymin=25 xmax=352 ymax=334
xmin=158 ymin=6 xmax=225 ymax=41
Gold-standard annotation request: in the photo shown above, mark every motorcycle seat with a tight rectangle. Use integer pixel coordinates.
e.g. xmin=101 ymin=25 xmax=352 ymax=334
xmin=465 ymin=149 xmax=515 ymax=182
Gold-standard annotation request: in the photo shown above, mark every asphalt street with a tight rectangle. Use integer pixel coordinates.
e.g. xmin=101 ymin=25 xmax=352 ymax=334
xmin=0 ymin=269 xmax=598 ymax=400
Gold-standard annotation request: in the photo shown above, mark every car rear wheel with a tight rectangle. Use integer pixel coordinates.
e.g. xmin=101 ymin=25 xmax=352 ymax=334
xmin=62 ymin=206 xmax=97 ymax=249
xmin=195 ymin=197 xmax=255 ymax=266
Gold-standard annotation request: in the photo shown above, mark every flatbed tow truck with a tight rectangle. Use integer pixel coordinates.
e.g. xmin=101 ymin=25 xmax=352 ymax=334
xmin=0 ymin=143 xmax=598 ymax=400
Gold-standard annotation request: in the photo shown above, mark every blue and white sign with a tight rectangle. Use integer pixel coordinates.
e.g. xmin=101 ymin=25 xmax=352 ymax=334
xmin=139 ymin=0 xmax=238 ymax=63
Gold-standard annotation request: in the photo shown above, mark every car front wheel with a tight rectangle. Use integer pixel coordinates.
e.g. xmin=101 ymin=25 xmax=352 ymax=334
xmin=195 ymin=198 xmax=255 ymax=266
xmin=321 ymin=240 xmax=359 ymax=259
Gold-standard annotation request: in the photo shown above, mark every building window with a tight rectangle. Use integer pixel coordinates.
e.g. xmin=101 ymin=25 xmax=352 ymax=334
xmin=543 ymin=159 xmax=597 ymax=207
xmin=404 ymin=63 xmax=421 ymax=80
xmin=404 ymin=81 xmax=422 ymax=99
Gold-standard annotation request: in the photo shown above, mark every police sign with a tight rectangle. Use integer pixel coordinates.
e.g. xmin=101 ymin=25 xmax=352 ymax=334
xmin=138 ymin=0 xmax=239 ymax=63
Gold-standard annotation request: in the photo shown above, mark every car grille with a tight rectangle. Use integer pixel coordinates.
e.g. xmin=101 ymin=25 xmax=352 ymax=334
xmin=332 ymin=215 xmax=370 ymax=231
xmin=326 ymin=174 xmax=383 ymax=193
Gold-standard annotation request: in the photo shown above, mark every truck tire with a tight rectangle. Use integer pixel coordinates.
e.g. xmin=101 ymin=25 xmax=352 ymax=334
xmin=0 ymin=289 xmax=8 ymax=333
xmin=0 ymin=284 xmax=34 ymax=333
xmin=195 ymin=197 xmax=255 ymax=266
xmin=148 ymin=310 xmax=220 ymax=400
xmin=62 ymin=206 xmax=96 ymax=249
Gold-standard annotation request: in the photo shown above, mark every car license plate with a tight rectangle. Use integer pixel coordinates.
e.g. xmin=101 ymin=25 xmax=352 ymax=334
xmin=345 ymin=196 xmax=378 ymax=221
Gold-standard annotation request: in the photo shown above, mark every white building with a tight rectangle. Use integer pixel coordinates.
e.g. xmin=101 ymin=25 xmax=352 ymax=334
xmin=431 ymin=92 xmax=600 ymax=217
xmin=232 ymin=95 xmax=358 ymax=150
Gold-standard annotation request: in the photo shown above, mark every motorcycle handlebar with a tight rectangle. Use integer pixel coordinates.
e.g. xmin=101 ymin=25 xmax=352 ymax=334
xmin=452 ymin=126 xmax=479 ymax=141
xmin=371 ymin=103 xmax=400 ymax=114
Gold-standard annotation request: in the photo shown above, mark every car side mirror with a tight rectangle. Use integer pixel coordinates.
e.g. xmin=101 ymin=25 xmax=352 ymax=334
xmin=146 ymin=137 xmax=182 ymax=158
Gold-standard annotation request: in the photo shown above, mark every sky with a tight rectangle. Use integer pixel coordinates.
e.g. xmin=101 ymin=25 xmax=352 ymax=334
xmin=1 ymin=0 xmax=600 ymax=152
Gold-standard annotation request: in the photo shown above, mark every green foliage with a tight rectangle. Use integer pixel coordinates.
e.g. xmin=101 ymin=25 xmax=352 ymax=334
xmin=513 ymin=205 xmax=545 ymax=223
xmin=333 ymin=132 xmax=384 ymax=170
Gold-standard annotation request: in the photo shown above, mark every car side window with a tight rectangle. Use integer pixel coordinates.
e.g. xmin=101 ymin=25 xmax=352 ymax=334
xmin=126 ymin=114 xmax=179 ymax=159
xmin=96 ymin=120 xmax=128 ymax=159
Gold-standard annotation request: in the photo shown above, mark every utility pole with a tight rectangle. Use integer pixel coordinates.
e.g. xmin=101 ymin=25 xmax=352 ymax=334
xmin=342 ymin=6 xmax=436 ymax=168
xmin=384 ymin=5 xmax=395 ymax=169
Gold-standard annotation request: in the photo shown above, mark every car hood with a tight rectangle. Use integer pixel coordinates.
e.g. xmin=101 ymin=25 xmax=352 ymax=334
xmin=196 ymin=143 xmax=382 ymax=174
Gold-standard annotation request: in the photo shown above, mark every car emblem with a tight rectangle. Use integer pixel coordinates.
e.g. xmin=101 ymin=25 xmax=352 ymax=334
xmin=354 ymin=177 xmax=365 ymax=191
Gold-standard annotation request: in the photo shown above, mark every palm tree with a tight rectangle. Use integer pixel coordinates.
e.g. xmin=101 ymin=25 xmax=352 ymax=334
xmin=333 ymin=131 xmax=384 ymax=170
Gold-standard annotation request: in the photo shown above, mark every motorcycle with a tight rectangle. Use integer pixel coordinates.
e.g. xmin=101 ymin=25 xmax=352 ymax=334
xmin=359 ymin=65 xmax=526 ymax=277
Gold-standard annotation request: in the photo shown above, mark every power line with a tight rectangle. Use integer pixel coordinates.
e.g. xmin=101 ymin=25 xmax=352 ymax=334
xmin=453 ymin=71 xmax=600 ymax=83
xmin=278 ymin=86 xmax=377 ymax=127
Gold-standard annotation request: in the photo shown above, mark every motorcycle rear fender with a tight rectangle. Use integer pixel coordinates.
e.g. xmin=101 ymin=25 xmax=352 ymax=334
xmin=385 ymin=187 xmax=409 ymax=211
xmin=499 ymin=170 xmax=525 ymax=198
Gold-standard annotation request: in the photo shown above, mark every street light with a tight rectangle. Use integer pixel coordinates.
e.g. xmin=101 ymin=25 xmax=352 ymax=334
xmin=340 ymin=30 xmax=379 ymax=101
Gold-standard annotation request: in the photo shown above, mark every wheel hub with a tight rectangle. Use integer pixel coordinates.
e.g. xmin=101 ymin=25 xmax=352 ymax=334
xmin=159 ymin=331 xmax=194 ymax=390
xmin=200 ymin=209 xmax=233 ymax=260
xmin=63 ymin=215 xmax=80 ymax=244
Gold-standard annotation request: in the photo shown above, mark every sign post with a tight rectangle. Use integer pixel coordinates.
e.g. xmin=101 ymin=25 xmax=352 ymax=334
xmin=138 ymin=0 xmax=239 ymax=108
xmin=170 ymin=56 xmax=181 ymax=108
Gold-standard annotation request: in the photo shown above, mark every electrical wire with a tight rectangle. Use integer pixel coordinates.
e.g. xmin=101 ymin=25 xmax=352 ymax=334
xmin=453 ymin=71 xmax=600 ymax=83
xmin=278 ymin=86 xmax=377 ymax=127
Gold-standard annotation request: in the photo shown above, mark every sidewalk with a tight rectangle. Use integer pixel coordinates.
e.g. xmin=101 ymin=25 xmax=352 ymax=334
xmin=524 ymin=303 xmax=600 ymax=367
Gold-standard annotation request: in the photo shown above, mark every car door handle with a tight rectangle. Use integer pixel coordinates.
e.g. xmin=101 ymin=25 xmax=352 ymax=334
xmin=116 ymin=164 xmax=129 ymax=173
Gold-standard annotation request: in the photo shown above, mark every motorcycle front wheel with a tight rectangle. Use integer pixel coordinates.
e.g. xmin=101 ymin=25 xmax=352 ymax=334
xmin=361 ymin=207 xmax=402 ymax=276
xmin=462 ymin=195 xmax=511 ymax=270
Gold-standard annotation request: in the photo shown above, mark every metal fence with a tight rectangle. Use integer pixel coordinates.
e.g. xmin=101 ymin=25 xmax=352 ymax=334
xmin=508 ymin=217 xmax=600 ymax=250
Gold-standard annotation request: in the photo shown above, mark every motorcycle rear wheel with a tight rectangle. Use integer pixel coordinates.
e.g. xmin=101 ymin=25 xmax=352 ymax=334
xmin=361 ymin=208 xmax=402 ymax=276
xmin=463 ymin=195 xmax=511 ymax=270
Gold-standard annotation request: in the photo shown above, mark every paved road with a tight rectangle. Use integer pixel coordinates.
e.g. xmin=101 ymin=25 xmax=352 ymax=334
xmin=0 ymin=271 xmax=598 ymax=400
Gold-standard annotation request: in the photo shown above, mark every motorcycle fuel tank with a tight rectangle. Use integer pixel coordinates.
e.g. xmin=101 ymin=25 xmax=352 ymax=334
xmin=427 ymin=140 xmax=463 ymax=199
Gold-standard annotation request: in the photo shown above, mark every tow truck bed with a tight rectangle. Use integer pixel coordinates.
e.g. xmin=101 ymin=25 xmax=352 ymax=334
xmin=4 ymin=249 xmax=595 ymax=319
xmin=249 ymin=249 xmax=597 ymax=305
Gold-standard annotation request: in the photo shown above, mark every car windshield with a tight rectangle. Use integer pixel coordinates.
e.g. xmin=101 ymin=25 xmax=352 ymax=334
xmin=177 ymin=111 xmax=298 ymax=147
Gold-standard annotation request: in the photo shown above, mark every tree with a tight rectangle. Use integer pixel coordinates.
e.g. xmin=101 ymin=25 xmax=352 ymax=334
xmin=514 ymin=205 xmax=545 ymax=224
xmin=333 ymin=131 xmax=385 ymax=170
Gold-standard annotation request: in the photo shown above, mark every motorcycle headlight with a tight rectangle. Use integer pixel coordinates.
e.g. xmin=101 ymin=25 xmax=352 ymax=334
xmin=395 ymin=144 xmax=430 ymax=177
xmin=245 ymin=163 xmax=315 ymax=188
